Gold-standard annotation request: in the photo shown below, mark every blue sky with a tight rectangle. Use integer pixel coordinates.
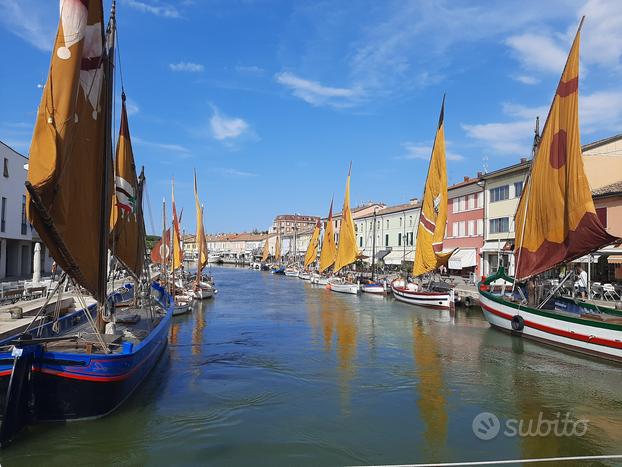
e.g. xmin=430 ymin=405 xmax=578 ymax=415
xmin=1 ymin=0 xmax=622 ymax=234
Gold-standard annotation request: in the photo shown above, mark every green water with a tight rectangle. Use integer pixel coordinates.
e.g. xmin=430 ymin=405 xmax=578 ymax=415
xmin=1 ymin=267 xmax=621 ymax=466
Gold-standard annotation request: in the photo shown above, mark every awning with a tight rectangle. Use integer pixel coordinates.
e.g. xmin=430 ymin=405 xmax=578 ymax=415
xmin=481 ymin=242 xmax=508 ymax=253
xmin=608 ymin=255 xmax=622 ymax=264
xmin=572 ymin=254 xmax=601 ymax=263
xmin=375 ymin=249 xmax=391 ymax=260
xmin=448 ymin=249 xmax=477 ymax=270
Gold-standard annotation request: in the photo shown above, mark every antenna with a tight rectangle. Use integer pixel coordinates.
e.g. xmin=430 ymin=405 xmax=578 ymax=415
xmin=482 ymin=156 xmax=489 ymax=174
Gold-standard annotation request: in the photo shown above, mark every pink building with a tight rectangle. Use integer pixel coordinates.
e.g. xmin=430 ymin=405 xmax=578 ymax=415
xmin=445 ymin=175 xmax=484 ymax=277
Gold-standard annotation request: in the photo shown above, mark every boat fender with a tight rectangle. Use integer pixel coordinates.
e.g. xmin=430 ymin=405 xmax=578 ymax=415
xmin=463 ymin=296 xmax=473 ymax=308
xmin=479 ymin=283 xmax=489 ymax=292
xmin=511 ymin=315 xmax=525 ymax=332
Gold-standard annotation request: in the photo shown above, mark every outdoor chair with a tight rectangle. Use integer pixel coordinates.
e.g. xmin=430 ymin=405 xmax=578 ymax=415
xmin=603 ymin=284 xmax=620 ymax=301
xmin=590 ymin=282 xmax=603 ymax=300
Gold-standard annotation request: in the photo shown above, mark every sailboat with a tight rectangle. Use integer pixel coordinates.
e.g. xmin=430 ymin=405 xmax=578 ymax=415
xmin=271 ymin=234 xmax=285 ymax=274
xmin=328 ymin=164 xmax=360 ymax=294
xmin=0 ymin=1 xmax=174 ymax=446
xmin=170 ymin=180 xmax=192 ymax=315
xmin=391 ymin=97 xmax=455 ymax=309
xmin=478 ymin=19 xmax=622 ymax=362
xmin=188 ymin=171 xmax=214 ymax=300
xmin=299 ymin=220 xmax=322 ymax=280
xmin=361 ymin=208 xmax=389 ymax=294
xmin=312 ymin=199 xmax=337 ymax=285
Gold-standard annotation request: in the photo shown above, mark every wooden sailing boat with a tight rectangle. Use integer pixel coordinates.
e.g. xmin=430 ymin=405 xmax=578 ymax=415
xmin=328 ymin=164 xmax=360 ymax=294
xmin=478 ymin=19 xmax=622 ymax=362
xmin=170 ymin=179 xmax=192 ymax=314
xmin=272 ymin=234 xmax=285 ymax=274
xmin=0 ymin=1 xmax=174 ymax=446
xmin=312 ymin=199 xmax=337 ymax=285
xmin=188 ymin=171 xmax=214 ymax=300
xmin=361 ymin=209 xmax=388 ymax=294
xmin=299 ymin=220 xmax=322 ymax=280
xmin=391 ymin=96 xmax=455 ymax=309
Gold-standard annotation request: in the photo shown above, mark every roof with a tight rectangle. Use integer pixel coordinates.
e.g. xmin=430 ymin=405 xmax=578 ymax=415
xmin=481 ymin=159 xmax=531 ymax=180
xmin=204 ymin=232 xmax=269 ymax=242
xmin=274 ymin=214 xmax=320 ymax=221
xmin=355 ymin=201 xmax=420 ymax=220
xmin=592 ymin=180 xmax=622 ymax=198
xmin=448 ymin=175 xmax=482 ymax=191
xmin=582 ymin=133 xmax=622 ymax=152
xmin=0 ymin=140 xmax=28 ymax=160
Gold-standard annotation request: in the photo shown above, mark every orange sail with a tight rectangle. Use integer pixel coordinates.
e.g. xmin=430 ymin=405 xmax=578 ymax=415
xmin=26 ymin=0 xmax=110 ymax=301
xmin=171 ymin=180 xmax=183 ymax=270
xmin=304 ymin=221 xmax=322 ymax=270
xmin=261 ymin=236 xmax=270 ymax=262
xmin=412 ymin=97 xmax=454 ymax=277
xmin=275 ymin=235 xmax=282 ymax=262
xmin=110 ymin=94 xmax=145 ymax=278
xmin=193 ymin=171 xmax=208 ymax=273
xmin=319 ymin=199 xmax=337 ymax=272
xmin=514 ymin=19 xmax=618 ymax=280
xmin=334 ymin=165 xmax=358 ymax=273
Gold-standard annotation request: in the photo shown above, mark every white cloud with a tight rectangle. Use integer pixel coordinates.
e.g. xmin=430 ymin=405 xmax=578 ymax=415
xmin=275 ymin=72 xmax=363 ymax=108
xmin=399 ymin=141 xmax=464 ymax=162
xmin=169 ymin=62 xmax=204 ymax=72
xmin=210 ymin=107 xmax=250 ymax=141
xmin=0 ymin=0 xmax=56 ymax=51
xmin=581 ymin=90 xmax=622 ymax=134
xmin=505 ymin=33 xmax=567 ymax=74
xmin=133 ymin=136 xmax=191 ymax=155
xmin=513 ymin=75 xmax=540 ymax=85
xmin=579 ymin=0 xmax=622 ymax=70
xmin=216 ymin=168 xmax=257 ymax=177
xmin=123 ymin=0 xmax=180 ymax=18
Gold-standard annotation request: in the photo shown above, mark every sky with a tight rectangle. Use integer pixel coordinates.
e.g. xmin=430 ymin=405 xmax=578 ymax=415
xmin=1 ymin=0 xmax=622 ymax=234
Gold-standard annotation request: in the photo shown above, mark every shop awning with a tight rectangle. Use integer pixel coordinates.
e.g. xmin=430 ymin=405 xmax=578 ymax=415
xmin=448 ymin=249 xmax=477 ymax=270
xmin=608 ymin=255 xmax=622 ymax=264
xmin=572 ymin=254 xmax=601 ymax=263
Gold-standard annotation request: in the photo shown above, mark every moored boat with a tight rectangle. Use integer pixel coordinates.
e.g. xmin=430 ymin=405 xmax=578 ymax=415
xmin=361 ymin=281 xmax=388 ymax=294
xmin=298 ymin=272 xmax=312 ymax=281
xmin=327 ymin=278 xmax=359 ymax=294
xmin=391 ymin=278 xmax=454 ymax=308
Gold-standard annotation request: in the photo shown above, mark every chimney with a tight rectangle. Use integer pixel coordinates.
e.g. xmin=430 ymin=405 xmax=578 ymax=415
xmin=463 ymin=176 xmax=469 ymax=182
xmin=477 ymin=171 xmax=482 ymax=178
xmin=409 ymin=197 xmax=419 ymax=205
xmin=520 ymin=157 xmax=527 ymax=163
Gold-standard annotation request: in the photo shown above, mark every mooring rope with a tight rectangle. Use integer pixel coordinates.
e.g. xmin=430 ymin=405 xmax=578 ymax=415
xmin=359 ymin=453 xmax=622 ymax=466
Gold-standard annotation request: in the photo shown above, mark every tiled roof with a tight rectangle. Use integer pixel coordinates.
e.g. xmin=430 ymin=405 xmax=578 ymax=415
xmin=592 ymin=180 xmax=622 ymax=197
xmin=582 ymin=133 xmax=622 ymax=152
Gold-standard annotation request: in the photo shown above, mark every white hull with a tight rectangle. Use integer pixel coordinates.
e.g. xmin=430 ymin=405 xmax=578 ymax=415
xmin=361 ymin=284 xmax=387 ymax=294
xmin=391 ymin=280 xmax=453 ymax=309
xmin=298 ymin=272 xmax=312 ymax=281
xmin=328 ymin=281 xmax=359 ymax=294
xmin=173 ymin=295 xmax=192 ymax=315
xmin=189 ymin=284 xmax=214 ymax=300
xmin=208 ymin=255 xmax=222 ymax=264
xmin=284 ymin=270 xmax=299 ymax=277
xmin=479 ymin=291 xmax=622 ymax=362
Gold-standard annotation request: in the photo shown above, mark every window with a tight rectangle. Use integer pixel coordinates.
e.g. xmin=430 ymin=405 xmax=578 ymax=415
xmin=514 ymin=181 xmax=523 ymax=198
xmin=359 ymin=237 xmax=363 ymax=247
xmin=468 ymin=220 xmax=475 ymax=236
xmin=459 ymin=196 xmax=466 ymax=211
xmin=477 ymin=219 xmax=483 ymax=236
xmin=385 ymin=234 xmax=389 ymax=246
xmin=399 ymin=217 xmax=402 ymax=227
xmin=489 ymin=217 xmax=509 ymax=233
xmin=21 ymin=195 xmax=27 ymax=235
xmin=3 ymin=158 xmax=8 ymax=177
xmin=596 ymin=207 xmax=608 ymax=228
xmin=477 ymin=192 xmax=483 ymax=208
xmin=453 ymin=198 xmax=459 ymax=213
xmin=409 ymin=216 xmax=413 ymax=226
xmin=452 ymin=222 xmax=459 ymax=237
xmin=409 ymin=232 xmax=414 ymax=246
xmin=468 ymin=195 xmax=475 ymax=210
xmin=398 ymin=233 xmax=402 ymax=246
xmin=1 ymin=197 xmax=6 ymax=232
xmin=386 ymin=219 xmax=389 ymax=229
xmin=459 ymin=221 xmax=466 ymax=237
xmin=490 ymin=185 xmax=509 ymax=202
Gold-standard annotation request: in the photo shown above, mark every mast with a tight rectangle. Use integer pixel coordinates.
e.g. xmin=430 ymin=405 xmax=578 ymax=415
xmin=371 ymin=209 xmax=377 ymax=281
xmin=161 ymin=198 xmax=166 ymax=281
xmin=96 ymin=1 xmax=116 ymax=331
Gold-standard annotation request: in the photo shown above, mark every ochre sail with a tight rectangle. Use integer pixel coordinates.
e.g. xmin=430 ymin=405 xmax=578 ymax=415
xmin=334 ymin=165 xmax=359 ymax=273
xmin=261 ymin=236 xmax=270 ymax=262
xmin=304 ymin=221 xmax=322 ymax=270
xmin=319 ymin=199 xmax=337 ymax=273
xmin=171 ymin=181 xmax=183 ymax=270
xmin=110 ymin=94 xmax=144 ymax=278
xmin=26 ymin=0 xmax=109 ymax=301
xmin=193 ymin=171 xmax=208 ymax=273
xmin=412 ymin=97 xmax=454 ymax=277
xmin=514 ymin=22 xmax=618 ymax=280
xmin=274 ymin=235 xmax=281 ymax=262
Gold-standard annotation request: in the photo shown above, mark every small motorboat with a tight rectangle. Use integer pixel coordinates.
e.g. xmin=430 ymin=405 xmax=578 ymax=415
xmin=391 ymin=278 xmax=454 ymax=309
xmin=361 ymin=280 xmax=388 ymax=294
xmin=284 ymin=268 xmax=300 ymax=277
xmin=189 ymin=282 xmax=214 ymax=300
xmin=208 ymin=254 xmax=222 ymax=264
xmin=311 ymin=274 xmax=329 ymax=285
xmin=173 ymin=294 xmax=193 ymax=315
xmin=298 ymin=272 xmax=312 ymax=281
xmin=271 ymin=266 xmax=286 ymax=275
xmin=327 ymin=277 xmax=359 ymax=294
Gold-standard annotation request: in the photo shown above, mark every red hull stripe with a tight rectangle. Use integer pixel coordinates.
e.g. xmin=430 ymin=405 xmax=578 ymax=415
xmin=480 ymin=301 xmax=622 ymax=350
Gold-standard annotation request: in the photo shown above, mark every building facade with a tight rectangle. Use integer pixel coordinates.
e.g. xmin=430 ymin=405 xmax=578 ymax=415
xmin=445 ymin=176 xmax=484 ymax=277
xmin=272 ymin=214 xmax=320 ymax=235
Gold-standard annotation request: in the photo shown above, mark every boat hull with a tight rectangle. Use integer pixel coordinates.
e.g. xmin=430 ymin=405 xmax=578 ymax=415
xmin=479 ymin=290 xmax=622 ymax=362
xmin=327 ymin=283 xmax=359 ymax=294
xmin=361 ymin=283 xmax=387 ymax=294
xmin=298 ymin=273 xmax=312 ymax=281
xmin=391 ymin=282 xmax=453 ymax=309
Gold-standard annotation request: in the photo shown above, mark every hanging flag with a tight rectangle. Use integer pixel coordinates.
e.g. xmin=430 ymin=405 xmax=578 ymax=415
xmin=334 ymin=164 xmax=359 ymax=273
xmin=514 ymin=19 xmax=618 ymax=280
xmin=26 ymin=0 xmax=110 ymax=301
xmin=304 ymin=220 xmax=322 ymax=270
xmin=412 ymin=96 xmax=454 ymax=277
xmin=319 ymin=199 xmax=337 ymax=273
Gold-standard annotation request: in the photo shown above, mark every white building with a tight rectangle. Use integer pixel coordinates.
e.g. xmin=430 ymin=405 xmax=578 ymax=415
xmin=0 ymin=141 xmax=53 ymax=279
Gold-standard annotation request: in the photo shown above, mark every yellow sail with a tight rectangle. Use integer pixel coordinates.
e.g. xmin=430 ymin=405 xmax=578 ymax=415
xmin=514 ymin=20 xmax=617 ymax=280
xmin=261 ymin=236 xmax=270 ymax=262
xmin=110 ymin=94 xmax=145 ymax=278
xmin=319 ymin=199 xmax=337 ymax=273
xmin=275 ymin=235 xmax=281 ymax=262
xmin=26 ymin=0 xmax=110 ymax=301
xmin=193 ymin=171 xmax=208 ymax=273
xmin=304 ymin=221 xmax=322 ymax=270
xmin=171 ymin=180 xmax=183 ymax=270
xmin=412 ymin=97 xmax=454 ymax=277
xmin=334 ymin=165 xmax=359 ymax=273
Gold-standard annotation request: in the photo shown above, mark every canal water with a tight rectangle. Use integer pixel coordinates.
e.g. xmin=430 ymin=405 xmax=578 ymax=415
xmin=1 ymin=267 xmax=621 ymax=466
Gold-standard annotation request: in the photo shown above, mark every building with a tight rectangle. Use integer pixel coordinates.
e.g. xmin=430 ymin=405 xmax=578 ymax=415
xmin=271 ymin=214 xmax=320 ymax=235
xmin=445 ymin=175 xmax=484 ymax=277
xmin=354 ymin=200 xmax=420 ymax=267
xmin=592 ymin=181 xmax=622 ymax=281
xmin=328 ymin=202 xmax=385 ymax=246
xmin=0 ymin=141 xmax=53 ymax=280
xmin=480 ymin=158 xmax=530 ymax=276
xmin=205 ymin=232 xmax=269 ymax=263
